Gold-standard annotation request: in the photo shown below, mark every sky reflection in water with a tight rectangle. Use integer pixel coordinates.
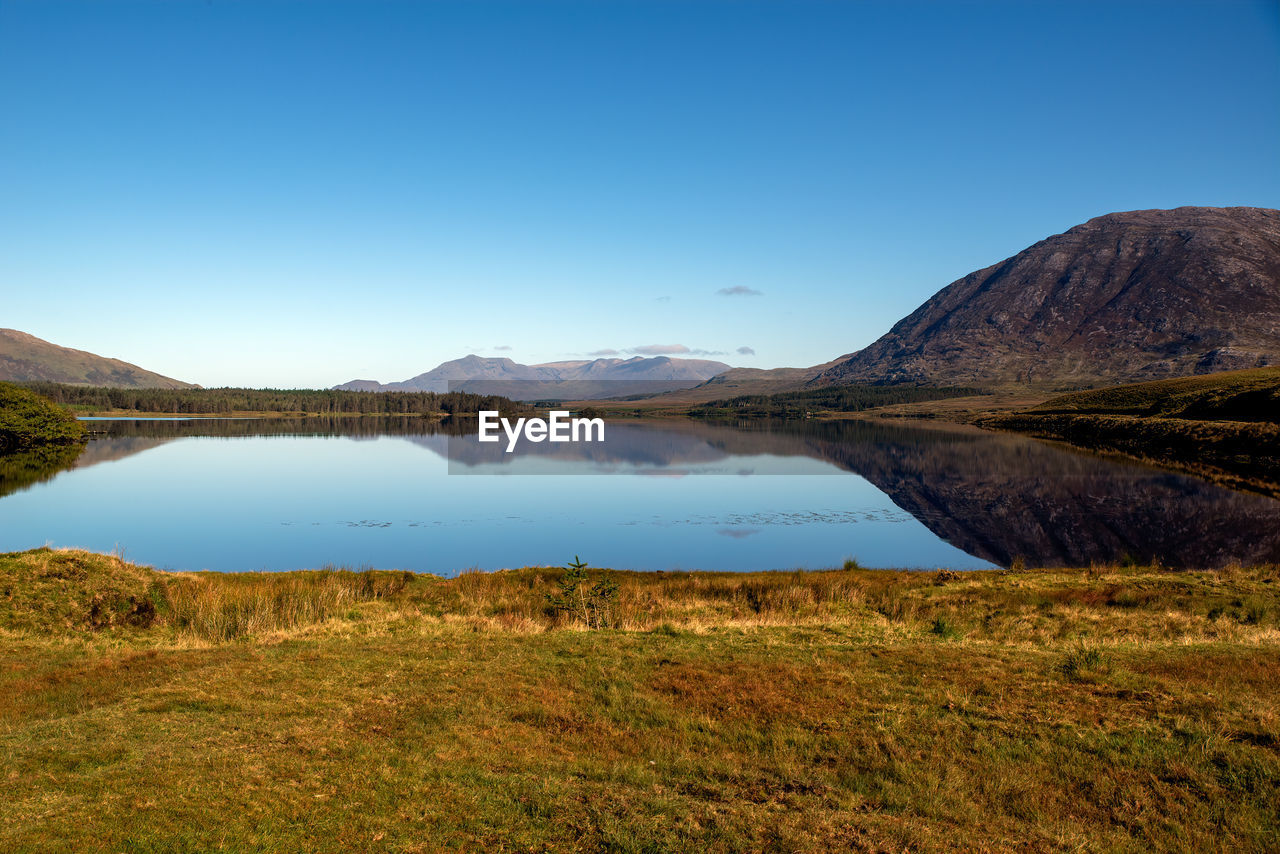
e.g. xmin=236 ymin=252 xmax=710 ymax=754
xmin=1 ymin=417 xmax=1277 ymax=574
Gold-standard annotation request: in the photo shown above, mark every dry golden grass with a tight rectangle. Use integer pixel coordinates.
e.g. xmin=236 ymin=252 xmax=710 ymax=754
xmin=163 ymin=567 xmax=414 ymax=643
xmin=1 ymin=548 xmax=1278 ymax=852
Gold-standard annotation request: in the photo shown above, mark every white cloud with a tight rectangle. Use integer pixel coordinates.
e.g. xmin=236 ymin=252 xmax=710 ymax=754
xmin=630 ymin=344 xmax=691 ymax=356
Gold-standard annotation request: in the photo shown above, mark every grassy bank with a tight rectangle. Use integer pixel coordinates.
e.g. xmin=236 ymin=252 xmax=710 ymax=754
xmin=981 ymin=412 xmax=1280 ymax=494
xmin=2 ymin=549 xmax=1278 ymax=851
xmin=980 ymin=368 xmax=1280 ymax=494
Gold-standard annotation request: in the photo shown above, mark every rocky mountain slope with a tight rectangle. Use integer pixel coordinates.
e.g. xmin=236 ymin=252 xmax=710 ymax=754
xmin=0 ymin=329 xmax=195 ymax=389
xmin=813 ymin=206 xmax=1280 ymax=388
xmin=335 ymin=354 xmax=732 ymax=400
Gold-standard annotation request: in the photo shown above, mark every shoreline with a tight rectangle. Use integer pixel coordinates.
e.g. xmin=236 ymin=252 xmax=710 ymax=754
xmin=978 ymin=414 xmax=1280 ymax=499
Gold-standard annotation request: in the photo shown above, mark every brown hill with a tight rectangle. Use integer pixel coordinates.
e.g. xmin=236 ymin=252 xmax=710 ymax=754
xmin=0 ymin=329 xmax=196 ymax=389
xmin=813 ymin=206 xmax=1280 ymax=388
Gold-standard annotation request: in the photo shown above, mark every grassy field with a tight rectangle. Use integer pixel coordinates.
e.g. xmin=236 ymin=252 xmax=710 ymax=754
xmin=1 ymin=548 xmax=1278 ymax=852
xmin=980 ymin=368 xmax=1280 ymax=495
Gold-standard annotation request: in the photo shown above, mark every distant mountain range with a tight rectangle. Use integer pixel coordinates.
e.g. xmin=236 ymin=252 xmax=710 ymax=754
xmin=334 ymin=354 xmax=733 ymax=400
xmin=6 ymin=207 xmax=1275 ymax=401
xmin=0 ymin=329 xmax=196 ymax=389
xmin=338 ymin=207 xmax=1280 ymax=407
xmin=812 ymin=206 xmax=1280 ymax=388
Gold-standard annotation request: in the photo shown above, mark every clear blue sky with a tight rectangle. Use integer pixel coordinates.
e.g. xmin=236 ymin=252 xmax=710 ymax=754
xmin=2 ymin=0 xmax=1277 ymax=388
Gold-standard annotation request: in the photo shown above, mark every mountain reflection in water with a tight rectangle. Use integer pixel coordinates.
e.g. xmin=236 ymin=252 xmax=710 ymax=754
xmin=2 ymin=415 xmax=1276 ymax=571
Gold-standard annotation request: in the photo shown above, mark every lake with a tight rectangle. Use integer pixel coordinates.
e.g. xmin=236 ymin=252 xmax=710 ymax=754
xmin=2 ymin=416 xmax=1278 ymax=574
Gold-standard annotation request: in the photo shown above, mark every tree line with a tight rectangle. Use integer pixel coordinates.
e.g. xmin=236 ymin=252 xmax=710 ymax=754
xmin=20 ymin=383 xmax=530 ymax=416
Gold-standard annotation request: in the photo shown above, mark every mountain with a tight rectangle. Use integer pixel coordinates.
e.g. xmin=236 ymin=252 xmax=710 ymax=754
xmin=586 ymin=358 xmax=853 ymax=412
xmin=813 ymin=206 xmax=1280 ymax=388
xmin=334 ymin=355 xmax=733 ymax=400
xmin=385 ymin=355 xmax=545 ymax=390
xmin=0 ymin=329 xmax=196 ymax=389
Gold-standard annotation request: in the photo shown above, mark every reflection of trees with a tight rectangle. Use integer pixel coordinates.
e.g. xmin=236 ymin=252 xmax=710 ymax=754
xmin=437 ymin=417 xmax=1280 ymax=568
xmin=62 ymin=417 xmax=477 ymax=473
xmin=83 ymin=415 xmax=474 ymax=440
xmin=0 ymin=444 xmax=86 ymax=499
xmin=52 ymin=415 xmax=1280 ymax=570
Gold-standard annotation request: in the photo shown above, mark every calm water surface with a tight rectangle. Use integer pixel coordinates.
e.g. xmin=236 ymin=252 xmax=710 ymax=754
xmin=1 ymin=416 xmax=1277 ymax=573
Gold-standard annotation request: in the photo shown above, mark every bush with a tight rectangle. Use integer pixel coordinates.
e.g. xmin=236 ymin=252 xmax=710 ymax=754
xmin=545 ymin=556 xmax=619 ymax=629
xmin=930 ymin=615 xmax=961 ymax=640
xmin=1107 ymin=587 xmax=1144 ymax=608
xmin=1238 ymin=598 xmax=1268 ymax=625
xmin=1058 ymin=646 xmax=1109 ymax=681
xmin=0 ymin=383 xmax=85 ymax=450
xmin=86 ymin=590 xmax=158 ymax=630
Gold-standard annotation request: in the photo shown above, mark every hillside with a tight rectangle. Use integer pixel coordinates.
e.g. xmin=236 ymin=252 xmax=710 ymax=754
xmin=981 ymin=367 xmax=1280 ymax=494
xmin=1024 ymin=366 xmax=1280 ymax=421
xmin=0 ymin=329 xmax=195 ymax=389
xmin=813 ymin=207 xmax=1280 ymax=388
xmin=335 ymin=354 xmax=733 ymax=400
